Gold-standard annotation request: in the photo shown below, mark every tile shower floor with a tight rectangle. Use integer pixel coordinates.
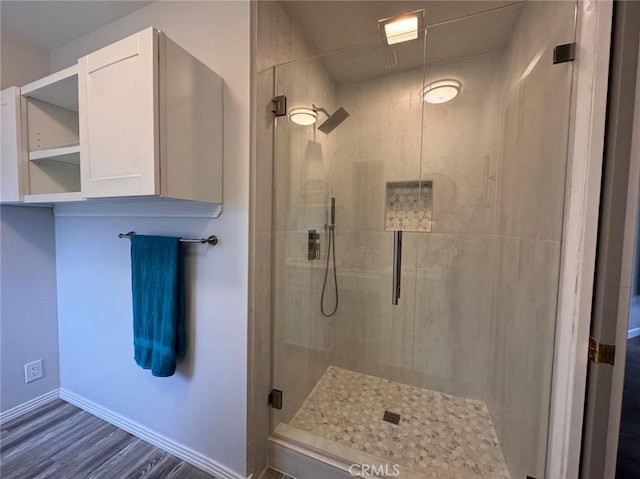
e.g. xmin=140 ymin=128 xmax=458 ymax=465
xmin=289 ymin=366 xmax=511 ymax=479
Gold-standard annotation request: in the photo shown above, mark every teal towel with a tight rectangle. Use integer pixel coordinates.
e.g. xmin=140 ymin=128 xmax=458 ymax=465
xmin=131 ymin=235 xmax=186 ymax=377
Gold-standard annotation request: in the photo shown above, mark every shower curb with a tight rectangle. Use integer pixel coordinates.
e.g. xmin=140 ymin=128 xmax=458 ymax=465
xmin=270 ymin=423 xmax=425 ymax=479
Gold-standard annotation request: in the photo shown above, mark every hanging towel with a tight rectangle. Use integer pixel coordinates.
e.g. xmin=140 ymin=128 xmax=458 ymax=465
xmin=131 ymin=235 xmax=186 ymax=377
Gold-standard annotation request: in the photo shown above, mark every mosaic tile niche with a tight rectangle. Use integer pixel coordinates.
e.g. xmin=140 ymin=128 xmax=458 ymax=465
xmin=385 ymin=181 xmax=433 ymax=232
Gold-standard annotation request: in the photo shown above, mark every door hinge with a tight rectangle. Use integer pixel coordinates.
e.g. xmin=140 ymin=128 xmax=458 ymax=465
xmin=588 ymin=337 xmax=616 ymax=365
xmin=269 ymin=389 xmax=283 ymax=409
xmin=553 ymin=42 xmax=576 ymax=64
xmin=272 ymin=95 xmax=287 ymax=117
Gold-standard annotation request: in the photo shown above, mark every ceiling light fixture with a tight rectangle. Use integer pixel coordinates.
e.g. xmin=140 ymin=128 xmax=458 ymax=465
xmin=378 ymin=10 xmax=424 ymax=46
xmin=422 ymin=80 xmax=461 ymax=104
xmin=289 ymin=107 xmax=318 ymax=126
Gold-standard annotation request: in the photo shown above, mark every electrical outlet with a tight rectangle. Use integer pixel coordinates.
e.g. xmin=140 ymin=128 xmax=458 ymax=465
xmin=24 ymin=359 xmax=43 ymax=383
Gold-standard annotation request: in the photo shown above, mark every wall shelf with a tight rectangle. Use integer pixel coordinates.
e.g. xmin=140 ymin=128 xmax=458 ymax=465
xmin=29 ymin=145 xmax=80 ymax=165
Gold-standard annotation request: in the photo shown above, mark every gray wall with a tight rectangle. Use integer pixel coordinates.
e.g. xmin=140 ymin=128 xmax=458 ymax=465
xmin=1 ymin=206 xmax=60 ymax=412
xmin=0 ymin=31 xmax=50 ymax=90
xmin=48 ymin=2 xmax=251 ymax=476
xmin=0 ymin=31 xmax=60 ymax=415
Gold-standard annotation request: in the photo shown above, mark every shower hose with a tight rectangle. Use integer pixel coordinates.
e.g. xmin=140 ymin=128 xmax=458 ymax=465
xmin=320 ymin=226 xmax=339 ymax=317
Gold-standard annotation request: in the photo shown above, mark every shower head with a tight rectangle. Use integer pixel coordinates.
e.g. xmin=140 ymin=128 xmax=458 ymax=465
xmin=312 ymin=104 xmax=350 ymax=134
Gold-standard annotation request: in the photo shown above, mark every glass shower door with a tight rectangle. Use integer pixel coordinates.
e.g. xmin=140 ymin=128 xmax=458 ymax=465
xmin=270 ymin=34 xmax=426 ymax=438
xmin=269 ymin=2 xmax=577 ymax=478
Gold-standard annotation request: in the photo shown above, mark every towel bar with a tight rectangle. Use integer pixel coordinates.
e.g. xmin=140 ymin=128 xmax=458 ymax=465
xmin=118 ymin=231 xmax=218 ymax=245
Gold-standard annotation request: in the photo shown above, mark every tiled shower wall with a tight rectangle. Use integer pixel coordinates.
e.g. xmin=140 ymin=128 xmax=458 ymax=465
xmin=331 ymin=52 xmax=503 ymax=401
xmin=487 ymin=2 xmax=576 ymax=478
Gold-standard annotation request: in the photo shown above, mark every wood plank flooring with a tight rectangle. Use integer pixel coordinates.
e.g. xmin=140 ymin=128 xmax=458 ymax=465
xmin=616 ymin=336 xmax=640 ymax=478
xmin=0 ymin=399 xmax=215 ymax=479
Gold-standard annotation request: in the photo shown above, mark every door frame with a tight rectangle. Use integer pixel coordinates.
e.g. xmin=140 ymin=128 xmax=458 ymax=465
xmin=579 ymin=0 xmax=640 ymax=475
xmin=546 ymin=1 xmax=614 ymax=478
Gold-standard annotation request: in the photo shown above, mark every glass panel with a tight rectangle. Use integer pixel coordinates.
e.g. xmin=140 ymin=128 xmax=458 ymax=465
xmin=270 ymin=2 xmax=577 ymax=478
xmin=271 ymin=33 xmax=426 ymax=432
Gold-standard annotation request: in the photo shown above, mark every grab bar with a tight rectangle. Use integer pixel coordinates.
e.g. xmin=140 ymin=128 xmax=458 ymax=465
xmin=392 ymin=231 xmax=402 ymax=305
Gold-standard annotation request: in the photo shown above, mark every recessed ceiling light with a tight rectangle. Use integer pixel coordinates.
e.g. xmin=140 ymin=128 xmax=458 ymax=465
xmin=289 ymin=107 xmax=318 ymax=126
xmin=422 ymin=80 xmax=461 ymax=104
xmin=378 ymin=10 xmax=424 ymax=46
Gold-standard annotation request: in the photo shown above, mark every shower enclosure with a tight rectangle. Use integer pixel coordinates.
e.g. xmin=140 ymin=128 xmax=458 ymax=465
xmin=269 ymin=2 xmax=576 ymax=477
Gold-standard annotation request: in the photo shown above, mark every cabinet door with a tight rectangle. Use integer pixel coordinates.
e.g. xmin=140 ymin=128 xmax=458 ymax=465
xmin=1 ymin=87 xmax=24 ymax=202
xmin=79 ymin=27 xmax=159 ymax=198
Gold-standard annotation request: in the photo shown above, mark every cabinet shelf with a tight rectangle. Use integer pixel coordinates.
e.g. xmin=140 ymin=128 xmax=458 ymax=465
xmin=29 ymin=145 xmax=80 ymax=165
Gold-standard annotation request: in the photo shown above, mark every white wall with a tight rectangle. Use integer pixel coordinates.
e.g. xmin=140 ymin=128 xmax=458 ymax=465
xmin=0 ymin=31 xmax=59 ymax=415
xmin=0 ymin=206 xmax=60 ymax=413
xmin=50 ymin=2 xmax=250 ymax=477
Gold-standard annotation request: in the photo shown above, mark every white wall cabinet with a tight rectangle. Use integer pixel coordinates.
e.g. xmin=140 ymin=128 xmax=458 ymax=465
xmin=1 ymin=27 xmax=223 ymax=209
xmin=78 ymin=27 xmax=223 ymax=203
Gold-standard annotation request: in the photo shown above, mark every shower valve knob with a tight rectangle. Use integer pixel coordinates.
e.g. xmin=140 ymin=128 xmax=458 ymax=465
xmin=308 ymin=230 xmax=320 ymax=261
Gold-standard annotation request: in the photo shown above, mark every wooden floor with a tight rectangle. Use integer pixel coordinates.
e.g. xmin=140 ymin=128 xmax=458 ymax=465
xmin=616 ymin=336 xmax=640 ymax=478
xmin=0 ymin=399 xmax=215 ymax=479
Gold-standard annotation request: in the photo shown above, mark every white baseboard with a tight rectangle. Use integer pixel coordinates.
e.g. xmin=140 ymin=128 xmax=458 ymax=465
xmin=0 ymin=389 xmax=59 ymax=424
xmin=628 ymin=327 xmax=640 ymax=339
xmin=59 ymin=389 xmax=245 ymax=479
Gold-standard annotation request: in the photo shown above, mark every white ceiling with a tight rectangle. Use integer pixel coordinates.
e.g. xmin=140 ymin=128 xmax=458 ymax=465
xmin=1 ymin=1 xmax=152 ymax=51
xmin=1 ymin=0 xmax=525 ymax=83
xmin=282 ymin=1 xmax=525 ymax=83
xmin=283 ymin=1 xmax=523 ymax=54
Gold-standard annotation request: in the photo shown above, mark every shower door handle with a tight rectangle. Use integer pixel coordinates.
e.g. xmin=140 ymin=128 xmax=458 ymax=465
xmin=392 ymin=231 xmax=402 ymax=305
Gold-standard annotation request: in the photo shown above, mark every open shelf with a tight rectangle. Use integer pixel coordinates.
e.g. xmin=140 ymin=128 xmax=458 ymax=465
xmin=29 ymin=145 xmax=80 ymax=164
xmin=22 ymin=65 xmax=81 ymax=199
xmin=21 ymin=65 xmax=79 ymax=112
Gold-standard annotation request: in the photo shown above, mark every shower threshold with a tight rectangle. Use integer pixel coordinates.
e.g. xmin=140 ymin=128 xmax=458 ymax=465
xmin=278 ymin=366 xmax=511 ymax=479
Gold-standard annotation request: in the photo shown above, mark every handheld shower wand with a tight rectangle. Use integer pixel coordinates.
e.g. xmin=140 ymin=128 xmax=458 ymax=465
xmin=321 ymin=197 xmax=339 ymax=317
xmin=330 ymin=196 xmax=336 ymax=228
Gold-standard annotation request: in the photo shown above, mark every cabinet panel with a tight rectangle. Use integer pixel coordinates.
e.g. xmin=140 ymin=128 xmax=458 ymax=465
xmin=79 ymin=27 xmax=159 ymax=198
xmin=1 ymin=87 xmax=23 ymax=202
